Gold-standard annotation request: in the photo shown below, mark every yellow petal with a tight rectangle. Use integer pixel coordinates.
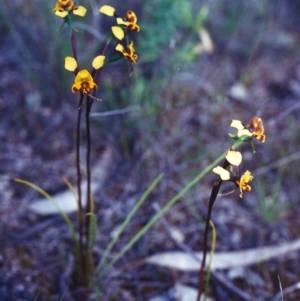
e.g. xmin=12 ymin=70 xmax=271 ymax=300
xmin=72 ymin=82 xmax=81 ymax=93
xmin=125 ymin=10 xmax=138 ymax=23
xmin=127 ymin=23 xmax=140 ymax=32
xmin=213 ymin=166 xmax=230 ymax=181
xmin=231 ymin=119 xmax=252 ymax=138
xmin=65 ymin=56 xmax=78 ymax=72
xmin=248 ymin=117 xmax=264 ymax=135
xmin=76 ymin=69 xmax=93 ymax=82
xmin=73 ymin=6 xmax=87 ymax=17
xmin=111 ymin=26 xmax=125 ymax=40
xmin=199 ymin=28 xmax=213 ymax=53
xmin=242 ymin=170 xmax=254 ymax=183
xmin=92 ymin=55 xmax=105 ymax=70
xmin=226 ymin=150 xmax=242 ymax=166
xmin=231 ymin=120 xmax=244 ymax=130
xmin=99 ymin=5 xmax=115 ymax=16
xmin=87 ymin=79 xmax=97 ymax=91
xmin=116 ymin=17 xmax=128 ymax=25
xmin=238 ymin=128 xmax=253 ymax=137
xmin=116 ymin=44 xmax=124 ymax=53
xmin=55 ymin=10 xmax=68 ymax=18
xmin=237 ymin=170 xmax=253 ymax=198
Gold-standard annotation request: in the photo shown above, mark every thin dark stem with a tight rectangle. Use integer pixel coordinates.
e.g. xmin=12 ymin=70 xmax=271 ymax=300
xmin=196 ymin=159 xmax=229 ymax=301
xmin=76 ymin=94 xmax=84 ymax=271
xmin=196 ymin=181 xmax=222 ymax=301
xmin=85 ymin=97 xmax=94 ymax=247
xmin=71 ymin=28 xmax=78 ymax=62
xmin=70 ymin=28 xmax=79 ymax=74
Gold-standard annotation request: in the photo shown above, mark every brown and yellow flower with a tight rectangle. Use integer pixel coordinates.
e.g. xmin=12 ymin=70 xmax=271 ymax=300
xmin=99 ymin=5 xmax=140 ymax=32
xmin=236 ymin=170 xmax=254 ymax=198
xmin=71 ymin=70 xmax=97 ymax=94
xmin=53 ymin=0 xmax=86 ymax=18
xmin=116 ymin=42 xmax=138 ymax=63
xmin=248 ymin=116 xmax=266 ymax=142
xmin=64 ymin=55 xmax=105 ymax=94
xmin=230 ymin=117 xmax=266 ymax=143
xmin=116 ymin=10 xmax=140 ymax=32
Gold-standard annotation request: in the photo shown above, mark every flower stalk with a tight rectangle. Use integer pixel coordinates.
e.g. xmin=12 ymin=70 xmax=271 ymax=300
xmin=197 ymin=117 xmax=266 ymax=301
xmin=52 ymin=1 xmax=140 ymax=285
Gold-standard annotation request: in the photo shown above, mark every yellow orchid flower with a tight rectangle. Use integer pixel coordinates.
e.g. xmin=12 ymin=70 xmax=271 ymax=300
xmin=116 ymin=10 xmax=140 ymax=32
xmin=64 ymin=55 xmax=104 ymax=93
xmin=116 ymin=41 xmax=138 ymax=63
xmin=213 ymin=165 xmax=254 ymax=198
xmin=230 ymin=117 xmax=266 ymax=143
xmin=99 ymin=5 xmax=140 ymax=32
xmin=248 ymin=116 xmax=266 ymax=142
xmin=53 ymin=0 xmax=87 ymax=18
xmin=236 ymin=170 xmax=254 ymax=198
xmin=71 ymin=70 xmax=97 ymax=94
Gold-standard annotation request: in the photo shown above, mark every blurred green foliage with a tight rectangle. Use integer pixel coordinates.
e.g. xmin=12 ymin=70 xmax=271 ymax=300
xmin=139 ymin=0 xmax=210 ymax=63
xmin=257 ymin=174 xmax=289 ymax=223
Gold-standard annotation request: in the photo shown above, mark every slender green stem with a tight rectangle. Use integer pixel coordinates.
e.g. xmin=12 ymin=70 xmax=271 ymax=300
xmin=101 ymin=35 xmax=113 ymax=56
xmin=103 ymin=139 xmax=245 ymax=273
xmin=97 ymin=173 xmax=164 ymax=274
xmin=14 ymin=179 xmax=78 ymax=251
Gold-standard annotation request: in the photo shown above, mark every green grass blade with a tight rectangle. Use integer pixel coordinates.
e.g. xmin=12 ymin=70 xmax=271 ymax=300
xmin=14 ymin=178 xmax=78 ymax=251
xmin=104 ymin=142 xmax=242 ymax=272
xmin=97 ymin=173 xmax=164 ymax=273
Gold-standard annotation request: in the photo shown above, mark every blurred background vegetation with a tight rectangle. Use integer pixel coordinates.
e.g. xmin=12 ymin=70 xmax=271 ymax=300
xmin=1 ymin=0 xmax=300 ymax=300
